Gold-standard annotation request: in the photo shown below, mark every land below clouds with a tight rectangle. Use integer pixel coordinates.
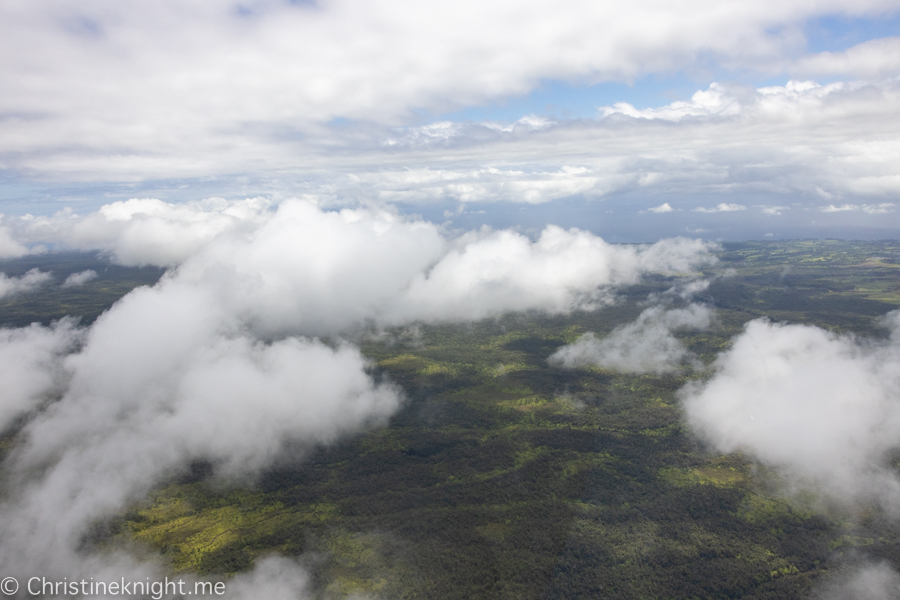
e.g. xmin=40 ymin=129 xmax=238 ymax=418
xmin=1 ymin=239 xmax=900 ymax=599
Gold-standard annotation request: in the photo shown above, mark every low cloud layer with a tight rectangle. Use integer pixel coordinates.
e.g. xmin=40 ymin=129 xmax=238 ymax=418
xmin=0 ymin=200 xmax=714 ymax=593
xmin=61 ymin=269 xmax=97 ymax=287
xmin=681 ymin=312 xmax=900 ymax=512
xmin=814 ymin=561 xmax=900 ymax=600
xmin=550 ymin=303 xmax=713 ymax=374
xmin=0 ymin=320 xmax=81 ymax=433
xmin=0 ymin=268 xmax=52 ymax=299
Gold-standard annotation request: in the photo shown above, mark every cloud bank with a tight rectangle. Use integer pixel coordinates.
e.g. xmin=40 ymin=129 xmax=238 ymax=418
xmin=0 ymin=200 xmax=714 ymax=593
xmin=10 ymin=197 xmax=272 ymax=266
xmin=291 ymin=77 xmax=900 ymax=215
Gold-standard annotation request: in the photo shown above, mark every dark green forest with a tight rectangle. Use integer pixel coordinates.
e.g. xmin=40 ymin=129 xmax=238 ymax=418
xmin=2 ymin=240 xmax=900 ymax=599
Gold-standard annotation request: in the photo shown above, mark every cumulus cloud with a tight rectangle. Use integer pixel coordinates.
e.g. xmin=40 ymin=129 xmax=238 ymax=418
xmin=0 ymin=217 xmax=28 ymax=259
xmin=822 ymin=203 xmax=859 ymax=212
xmin=647 ymin=203 xmax=675 ymax=213
xmin=9 ymin=197 xmax=272 ymax=267
xmin=61 ymin=269 xmax=97 ymax=287
xmin=599 ymin=79 xmax=848 ymax=123
xmin=0 ymin=268 xmax=52 ymax=299
xmin=600 ymin=83 xmax=743 ymax=121
xmin=392 ymin=230 xmax=714 ymax=323
xmin=681 ymin=312 xmax=900 ymax=513
xmin=550 ymin=303 xmax=713 ymax=374
xmin=0 ymin=200 xmax=715 ymax=586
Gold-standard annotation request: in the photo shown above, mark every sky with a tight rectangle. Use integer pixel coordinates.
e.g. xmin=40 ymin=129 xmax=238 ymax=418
xmin=0 ymin=0 xmax=899 ymax=241
xmin=1 ymin=3 xmax=900 ymax=596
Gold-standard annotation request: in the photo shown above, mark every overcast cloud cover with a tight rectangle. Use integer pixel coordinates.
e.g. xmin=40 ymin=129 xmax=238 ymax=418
xmin=0 ymin=0 xmax=898 ymax=239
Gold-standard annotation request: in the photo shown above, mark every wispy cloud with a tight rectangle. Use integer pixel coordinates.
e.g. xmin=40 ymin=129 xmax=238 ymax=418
xmin=0 ymin=268 xmax=52 ymax=299
xmin=761 ymin=205 xmax=789 ymax=215
xmin=693 ymin=203 xmax=747 ymax=213
xmin=821 ymin=202 xmax=895 ymax=214
xmin=550 ymin=303 xmax=713 ymax=374
xmin=61 ymin=269 xmax=98 ymax=287
xmin=796 ymin=36 xmax=900 ymax=79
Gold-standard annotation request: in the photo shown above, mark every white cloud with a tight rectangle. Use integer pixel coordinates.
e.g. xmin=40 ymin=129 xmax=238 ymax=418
xmin=681 ymin=312 xmax=900 ymax=513
xmin=761 ymin=205 xmax=789 ymax=215
xmin=10 ymin=197 xmax=272 ymax=266
xmin=814 ymin=562 xmax=900 ymax=600
xmin=863 ymin=203 xmax=896 ymax=214
xmin=647 ymin=203 xmax=675 ymax=213
xmin=225 ymin=556 xmax=314 ymax=600
xmin=550 ymin=303 xmax=713 ymax=374
xmin=0 ymin=216 xmax=28 ymax=259
xmin=326 ymin=77 xmax=900 ymax=205
xmin=600 ymin=83 xmax=742 ymax=121
xmin=355 ymin=166 xmax=605 ymax=205
xmin=821 ymin=202 xmax=896 ymax=214
xmin=391 ymin=230 xmax=715 ymax=323
xmin=0 ymin=320 xmax=82 ymax=432
xmin=693 ymin=203 xmax=747 ymax=213
xmin=61 ymin=269 xmax=97 ymax=287
xmin=797 ymin=36 xmax=900 ymax=78
xmin=822 ymin=203 xmax=859 ymax=212
xmin=0 ymin=268 xmax=52 ymax=299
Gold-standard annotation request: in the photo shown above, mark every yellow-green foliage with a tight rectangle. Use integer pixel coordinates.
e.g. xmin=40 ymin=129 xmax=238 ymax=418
xmin=736 ymin=494 xmax=806 ymax=524
xmin=829 ymin=534 xmax=876 ymax=551
xmin=513 ymin=444 xmax=547 ymax=468
xmin=659 ymin=465 xmax=748 ymax=488
xmin=320 ymin=532 xmax=392 ymax=597
xmin=126 ymin=487 xmax=337 ymax=572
